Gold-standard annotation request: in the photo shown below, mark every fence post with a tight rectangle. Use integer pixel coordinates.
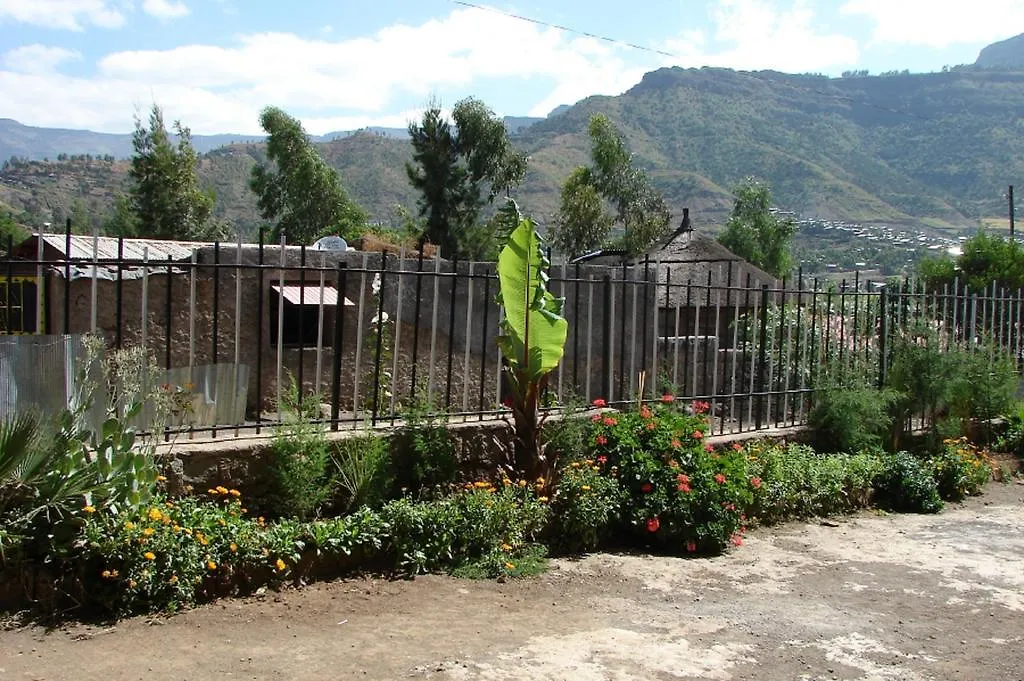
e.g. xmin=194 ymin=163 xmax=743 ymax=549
xmin=755 ymin=284 xmax=769 ymax=429
xmin=330 ymin=261 xmax=347 ymax=431
xmin=602 ymin=274 xmax=612 ymax=401
xmin=878 ymin=285 xmax=888 ymax=389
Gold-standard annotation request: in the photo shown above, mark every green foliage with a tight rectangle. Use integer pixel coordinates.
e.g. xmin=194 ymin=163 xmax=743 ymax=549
xmin=0 ymin=210 xmax=27 ymax=250
xmin=496 ymin=209 xmax=569 ymax=479
xmin=406 ymin=98 xmax=527 ymax=259
xmin=129 ymin=105 xmax=224 ymax=241
xmin=993 ymin=402 xmax=1024 ymax=456
xmin=809 ymin=369 xmax=897 ymax=453
xmin=551 ymin=166 xmax=614 ymax=260
xmin=717 ymin=178 xmax=797 ymax=278
xmin=930 ymin=439 xmax=993 ymax=501
xmin=743 ymin=441 xmax=883 ymax=522
xmin=102 ymin=194 xmax=139 ymax=237
xmin=553 ymin=114 xmax=671 ymax=257
xmin=251 ymin=107 xmax=368 ymax=245
xmin=331 ymin=434 xmax=392 ymax=512
xmin=550 ymin=456 xmax=625 ymax=553
xmin=392 ymin=399 xmax=458 ymax=497
xmin=876 ymin=452 xmax=944 ymax=513
xmin=920 ymin=232 xmax=1024 ymax=292
xmin=266 ymin=380 xmax=334 ymax=521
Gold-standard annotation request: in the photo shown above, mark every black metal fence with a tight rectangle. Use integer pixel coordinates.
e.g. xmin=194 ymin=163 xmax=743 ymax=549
xmin=2 ymin=224 xmax=1022 ymax=440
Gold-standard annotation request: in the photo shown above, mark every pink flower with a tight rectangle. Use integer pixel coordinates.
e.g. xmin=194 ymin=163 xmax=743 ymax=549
xmin=693 ymin=430 xmax=704 ymax=439
xmin=671 ymin=438 xmax=681 ymax=448
xmin=676 ymin=474 xmax=690 ymax=484
xmin=640 ymin=482 xmax=653 ymax=493
xmin=592 ymin=398 xmax=607 ymax=408
xmin=732 ymin=442 xmax=743 ymax=452
xmin=704 ymin=444 xmax=714 ymax=452
xmin=714 ymin=473 xmax=727 ymax=485
xmin=750 ymin=477 xmax=762 ymax=489
xmin=591 ymin=414 xmax=602 ymax=423
xmin=603 ymin=417 xmax=617 ymax=427
xmin=692 ymin=400 xmax=710 ymax=414
xmin=596 ymin=435 xmax=608 ymax=446
xmin=646 ymin=517 xmax=660 ymax=533
xmin=731 ymin=534 xmax=744 ymax=547
xmin=685 ymin=540 xmax=697 ymax=553
xmin=597 ymin=455 xmax=608 ymax=465
xmin=640 ymin=405 xmax=653 ymax=419
xmin=661 ymin=394 xmax=675 ymax=403
xmin=677 ymin=482 xmax=691 ymax=493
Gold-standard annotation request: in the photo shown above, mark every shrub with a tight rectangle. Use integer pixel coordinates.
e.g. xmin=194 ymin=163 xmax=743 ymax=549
xmin=947 ymin=347 xmax=1017 ymax=442
xmin=930 ymin=438 xmax=993 ymax=501
xmin=743 ymin=441 xmax=883 ymax=523
xmin=809 ymin=368 xmax=897 ymax=453
xmin=391 ymin=399 xmax=458 ymax=497
xmin=549 ymin=456 xmax=624 ymax=553
xmin=587 ymin=397 xmax=754 ymax=554
xmin=876 ymin=452 xmax=944 ymax=513
xmin=266 ymin=379 xmax=334 ymax=520
xmin=332 ymin=434 xmax=392 ymax=512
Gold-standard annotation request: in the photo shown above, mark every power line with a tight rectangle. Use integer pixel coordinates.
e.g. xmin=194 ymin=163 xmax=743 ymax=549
xmin=450 ymin=0 xmax=930 ymax=121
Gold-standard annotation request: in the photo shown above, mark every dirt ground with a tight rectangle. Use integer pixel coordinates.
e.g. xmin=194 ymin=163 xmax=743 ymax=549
xmin=2 ymin=483 xmax=1023 ymax=681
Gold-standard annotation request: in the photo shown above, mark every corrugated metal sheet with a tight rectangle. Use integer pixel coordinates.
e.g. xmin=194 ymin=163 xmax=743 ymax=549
xmin=40 ymin=233 xmax=208 ymax=262
xmin=271 ymin=284 xmax=354 ymax=306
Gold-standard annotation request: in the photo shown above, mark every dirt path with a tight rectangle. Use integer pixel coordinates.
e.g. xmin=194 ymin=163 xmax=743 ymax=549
xmin=3 ymin=483 xmax=1023 ymax=681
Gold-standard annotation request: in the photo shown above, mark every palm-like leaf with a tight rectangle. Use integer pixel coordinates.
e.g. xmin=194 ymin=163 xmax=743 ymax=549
xmin=0 ymin=413 xmax=45 ymax=485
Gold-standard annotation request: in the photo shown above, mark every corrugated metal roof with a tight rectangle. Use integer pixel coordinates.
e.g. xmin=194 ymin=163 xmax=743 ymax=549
xmin=271 ymin=284 xmax=354 ymax=306
xmin=39 ymin=233 xmax=209 ymax=262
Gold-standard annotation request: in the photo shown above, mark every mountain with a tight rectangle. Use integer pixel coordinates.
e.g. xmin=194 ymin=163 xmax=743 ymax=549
xmin=976 ymin=33 xmax=1024 ymax=69
xmin=3 ymin=56 xmax=1024 ymax=239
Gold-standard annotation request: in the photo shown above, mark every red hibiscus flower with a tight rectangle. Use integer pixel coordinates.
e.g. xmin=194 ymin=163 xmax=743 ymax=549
xmin=685 ymin=540 xmax=697 ymax=553
xmin=692 ymin=430 xmax=704 ymax=439
xmin=750 ymin=477 xmax=762 ymax=489
xmin=661 ymin=394 xmax=675 ymax=403
xmin=646 ymin=517 xmax=660 ymax=533
xmin=714 ymin=473 xmax=727 ymax=484
xmin=592 ymin=398 xmax=607 ymax=408
xmin=640 ymin=482 xmax=653 ymax=493
xmin=596 ymin=435 xmax=608 ymax=446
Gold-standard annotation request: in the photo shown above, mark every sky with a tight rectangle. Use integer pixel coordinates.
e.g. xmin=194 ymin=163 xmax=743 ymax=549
xmin=0 ymin=0 xmax=1021 ymax=135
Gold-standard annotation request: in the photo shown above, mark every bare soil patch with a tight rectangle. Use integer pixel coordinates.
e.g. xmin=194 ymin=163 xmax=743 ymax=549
xmin=3 ymin=483 xmax=1023 ymax=681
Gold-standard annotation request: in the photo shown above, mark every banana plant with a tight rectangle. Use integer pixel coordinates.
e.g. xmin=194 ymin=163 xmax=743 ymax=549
xmin=496 ymin=204 xmax=569 ymax=482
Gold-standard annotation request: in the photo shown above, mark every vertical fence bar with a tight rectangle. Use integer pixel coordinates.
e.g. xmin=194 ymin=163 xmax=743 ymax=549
xmin=755 ymin=284 xmax=769 ymax=430
xmin=573 ymin=263 xmax=582 ymax=393
xmin=807 ymin=278 xmax=819 ymax=416
xmin=878 ymin=286 xmax=888 ymax=389
xmin=477 ymin=271 xmax=491 ymax=416
xmin=461 ymin=261 xmax=474 ymax=413
xmin=255 ymin=230 xmax=265 ymax=434
xmin=602 ymin=275 xmax=613 ymax=400
xmin=792 ymin=268 xmax=804 ymax=426
xmin=330 ymin=262 xmax=347 ymax=430
xmin=35 ymin=232 xmax=45 ymax=335
xmin=275 ymin=236 xmax=286 ymax=423
xmin=662 ymin=269 xmax=672 ymax=391
xmin=691 ymin=277 xmax=702 ymax=398
xmin=682 ymin=279 xmax=693 ymax=398
xmin=296 ymin=244 xmax=306 ymax=408
xmin=4 ymin=235 xmax=12 ymax=334
xmin=557 ymin=261 xmax=567 ymax=402
xmin=372 ymin=251 xmax=388 ymax=426
xmin=741 ymin=274 xmax=753 ymax=432
xmin=640 ymin=256 xmax=651 ymax=399
xmin=672 ymin=293 xmax=682 ymax=396
xmin=188 ymin=251 xmax=197 ymax=374
xmin=212 ymin=242 xmax=220 ymax=367
xmin=709 ymin=267 xmax=723 ymax=427
xmin=701 ymin=271 xmax=712 ymax=402
xmin=233 ymin=234 xmax=244 ymax=436
xmin=115 ymin=236 xmax=124 ymax=346
xmin=619 ymin=265 xmax=628 ymax=403
xmin=650 ymin=260 xmax=661 ymax=398
xmin=141 ymin=247 xmax=149 ymax=354
xmin=63 ymin=218 xmax=71 ymax=334
xmin=727 ymin=271 xmax=741 ymax=433
xmin=780 ymin=278 xmax=795 ymax=425
xmin=392 ymin=249 xmax=406 ymax=423
xmin=445 ymin=258 xmax=458 ymax=410
xmin=90 ymin=229 xmax=98 ymax=334
xmin=164 ymin=254 xmax=173 ymax=441
xmin=314 ymin=253 xmax=326 ymax=400
xmin=409 ymin=248 xmax=425 ymax=400
xmin=585 ymin=275 xmax=595 ymax=401
xmin=427 ymin=252 xmax=441 ymax=405
xmin=352 ymin=253 xmax=369 ymax=425
xmin=772 ymin=276 xmax=787 ymax=425
xmin=628 ymin=266 xmax=640 ymax=399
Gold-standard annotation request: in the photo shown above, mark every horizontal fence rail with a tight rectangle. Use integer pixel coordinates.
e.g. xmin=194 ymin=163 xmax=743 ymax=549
xmin=2 ymin=227 xmax=1022 ymax=441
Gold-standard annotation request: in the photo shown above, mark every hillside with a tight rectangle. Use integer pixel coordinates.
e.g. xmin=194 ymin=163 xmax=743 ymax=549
xmin=2 ymin=64 xmax=1023 ymax=240
xmin=976 ymin=33 xmax=1024 ymax=69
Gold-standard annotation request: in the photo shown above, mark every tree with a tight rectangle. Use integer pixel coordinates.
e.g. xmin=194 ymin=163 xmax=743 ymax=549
xmin=551 ymin=114 xmax=670 ymax=258
xmin=920 ymin=231 xmax=1024 ymax=292
xmin=406 ymin=98 xmax=527 ymax=259
xmin=251 ymin=107 xmax=367 ymax=245
xmin=129 ymin=105 xmax=224 ymax=241
xmin=0 ymin=210 xmax=27 ymax=251
xmin=717 ymin=178 xmax=796 ymax=278
xmin=103 ymin=194 xmax=139 ymax=237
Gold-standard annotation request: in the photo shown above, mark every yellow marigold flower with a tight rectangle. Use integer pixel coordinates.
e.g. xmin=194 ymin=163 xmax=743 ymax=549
xmin=504 ymin=562 xmax=516 ymax=571
xmin=183 ymin=527 xmax=193 ymax=535
xmin=275 ymin=558 xmax=287 ymax=572
xmin=502 ymin=478 xmax=512 ymax=486
xmin=229 ymin=543 xmax=238 ymax=553
xmin=148 ymin=508 xmax=163 ymax=522
xmin=143 ymin=551 xmax=156 ymax=561
xmin=207 ymin=560 xmax=217 ymax=571
xmin=199 ymin=536 xmax=209 ymax=546
xmin=229 ymin=489 xmax=241 ymax=497
xmin=517 ymin=480 xmax=527 ymax=487
xmin=82 ymin=505 xmax=96 ymax=514
xmin=500 ymin=543 xmax=513 ymax=552
xmin=581 ymin=485 xmax=592 ymax=492
xmin=156 ymin=475 xmax=167 ymax=482
xmin=570 ymin=461 xmax=580 ymax=468
xmin=474 ymin=481 xmax=490 ymax=488
xmin=172 ymin=525 xmax=181 ymax=533
xmin=216 ymin=486 xmax=229 ymax=495
xmin=168 ymin=575 xmax=178 ymax=585
xmin=207 ymin=488 xmax=218 ymax=495
xmin=538 ymin=496 xmax=549 ymax=503
xmin=143 ymin=527 xmax=155 ymax=536
xmin=536 ymin=477 xmax=545 ymax=485
xmin=124 ymin=521 xmax=135 ymax=530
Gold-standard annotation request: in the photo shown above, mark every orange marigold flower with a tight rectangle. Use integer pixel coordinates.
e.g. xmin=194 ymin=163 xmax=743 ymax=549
xmin=143 ymin=551 xmax=156 ymax=561
xmin=207 ymin=561 xmax=217 ymax=571
xmin=275 ymin=558 xmax=287 ymax=572
xmin=143 ymin=527 xmax=155 ymax=536
xmin=229 ymin=543 xmax=238 ymax=553
xmin=504 ymin=562 xmax=516 ymax=570
xmin=82 ymin=505 xmax=96 ymax=514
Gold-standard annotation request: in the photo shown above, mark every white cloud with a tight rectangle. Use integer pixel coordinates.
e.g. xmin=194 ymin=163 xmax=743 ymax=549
xmin=663 ymin=0 xmax=859 ymax=73
xmin=840 ymin=0 xmax=1024 ymax=47
xmin=141 ymin=0 xmax=188 ymax=20
xmin=0 ymin=0 xmax=125 ymax=30
xmin=3 ymin=44 xmax=82 ymax=73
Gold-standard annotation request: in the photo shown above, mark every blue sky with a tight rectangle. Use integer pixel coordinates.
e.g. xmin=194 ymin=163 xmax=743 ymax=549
xmin=0 ymin=0 xmax=1021 ymax=135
